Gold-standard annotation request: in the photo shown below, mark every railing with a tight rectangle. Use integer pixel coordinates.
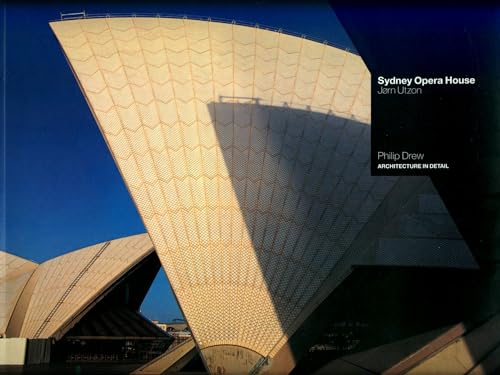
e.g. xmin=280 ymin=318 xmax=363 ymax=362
xmin=58 ymin=11 xmax=358 ymax=55
xmin=60 ymin=11 xmax=86 ymax=20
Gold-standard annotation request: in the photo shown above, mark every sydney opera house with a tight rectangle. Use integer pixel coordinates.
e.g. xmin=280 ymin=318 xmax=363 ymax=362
xmin=2 ymin=15 xmax=500 ymax=375
xmin=1 ymin=234 xmax=171 ymax=365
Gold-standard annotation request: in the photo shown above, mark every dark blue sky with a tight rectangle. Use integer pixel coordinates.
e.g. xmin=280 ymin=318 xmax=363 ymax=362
xmin=2 ymin=2 xmax=354 ymax=322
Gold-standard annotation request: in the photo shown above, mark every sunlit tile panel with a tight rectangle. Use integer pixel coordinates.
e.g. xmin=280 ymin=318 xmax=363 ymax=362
xmin=19 ymin=233 xmax=153 ymax=338
xmin=0 ymin=253 xmax=38 ymax=336
xmin=50 ymin=17 xmax=396 ymax=360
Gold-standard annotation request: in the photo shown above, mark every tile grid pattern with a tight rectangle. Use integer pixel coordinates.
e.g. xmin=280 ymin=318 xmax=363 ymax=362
xmin=0 ymin=253 xmax=38 ymax=336
xmin=51 ymin=18 xmax=397 ymax=358
xmin=31 ymin=241 xmax=111 ymax=338
xmin=19 ymin=234 xmax=153 ymax=338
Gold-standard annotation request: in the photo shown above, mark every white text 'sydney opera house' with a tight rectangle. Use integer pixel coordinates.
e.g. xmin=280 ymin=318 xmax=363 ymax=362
xmin=50 ymin=17 xmax=474 ymax=374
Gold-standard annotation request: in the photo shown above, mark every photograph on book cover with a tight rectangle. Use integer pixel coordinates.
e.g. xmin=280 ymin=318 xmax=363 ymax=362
xmin=1 ymin=2 xmax=499 ymax=374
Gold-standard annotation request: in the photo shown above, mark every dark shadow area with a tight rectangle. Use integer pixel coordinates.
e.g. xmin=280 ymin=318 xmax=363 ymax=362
xmin=289 ymin=266 xmax=481 ymax=374
xmin=0 ymin=363 xmax=143 ymax=375
xmin=334 ymin=7 xmax=500 ymax=368
xmin=179 ymin=353 xmax=206 ymax=373
xmin=430 ymin=150 xmax=500 ymax=372
xmin=208 ymin=100 xmax=371 ymax=353
xmin=207 ymin=100 xmax=479 ymax=372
